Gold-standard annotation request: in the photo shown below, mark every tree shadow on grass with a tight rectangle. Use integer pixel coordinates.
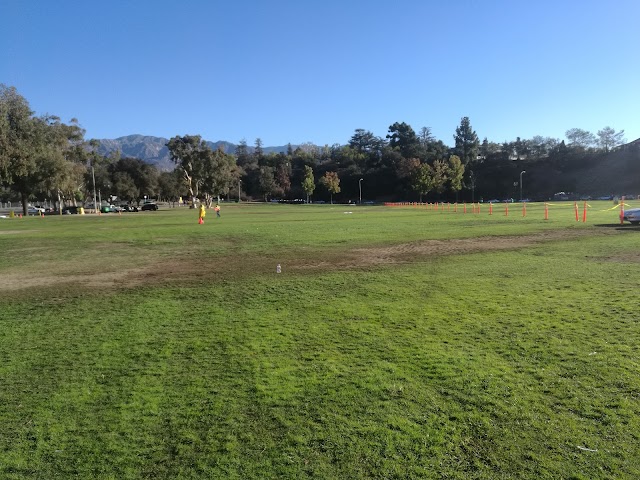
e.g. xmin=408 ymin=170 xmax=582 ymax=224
xmin=594 ymin=224 xmax=640 ymax=232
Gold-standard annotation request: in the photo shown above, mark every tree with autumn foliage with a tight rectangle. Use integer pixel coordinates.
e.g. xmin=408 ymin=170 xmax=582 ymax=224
xmin=320 ymin=171 xmax=341 ymax=204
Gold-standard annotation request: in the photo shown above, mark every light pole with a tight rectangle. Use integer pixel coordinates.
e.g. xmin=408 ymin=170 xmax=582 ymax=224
xmin=91 ymin=165 xmax=98 ymax=214
xmin=519 ymin=170 xmax=526 ymax=202
xmin=359 ymin=178 xmax=363 ymax=204
xmin=238 ymin=179 xmax=242 ymax=202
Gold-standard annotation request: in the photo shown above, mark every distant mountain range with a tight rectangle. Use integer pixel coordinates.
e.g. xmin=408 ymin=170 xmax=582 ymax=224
xmin=97 ymin=134 xmax=294 ymax=171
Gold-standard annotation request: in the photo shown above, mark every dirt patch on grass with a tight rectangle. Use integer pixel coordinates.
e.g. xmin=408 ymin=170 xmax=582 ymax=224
xmin=598 ymin=251 xmax=640 ymax=264
xmin=294 ymin=228 xmax=600 ymax=269
xmin=0 ymin=228 xmax=610 ymax=293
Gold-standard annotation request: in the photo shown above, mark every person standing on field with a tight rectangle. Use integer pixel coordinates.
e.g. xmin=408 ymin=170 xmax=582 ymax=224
xmin=214 ymin=204 xmax=221 ymax=218
xmin=198 ymin=203 xmax=206 ymax=224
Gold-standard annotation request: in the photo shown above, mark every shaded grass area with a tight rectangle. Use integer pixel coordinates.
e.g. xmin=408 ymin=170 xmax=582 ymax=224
xmin=1 ymin=204 xmax=639 ymax=478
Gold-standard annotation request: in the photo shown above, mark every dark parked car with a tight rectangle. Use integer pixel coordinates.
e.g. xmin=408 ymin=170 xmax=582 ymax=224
xmin=141 ymin=202 xmax=158 ymax=211
xmin=62 ymin=206 xmax=79 ymax=214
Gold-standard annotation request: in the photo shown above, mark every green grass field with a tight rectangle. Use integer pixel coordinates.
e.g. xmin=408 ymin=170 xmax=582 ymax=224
xmin=1 ymin=202 xmax=639 ymax=479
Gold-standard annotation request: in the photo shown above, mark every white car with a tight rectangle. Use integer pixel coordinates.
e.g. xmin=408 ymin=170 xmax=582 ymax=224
xmin=623 ymin=208 xmax=640 ymax=225
xmin=27 ymin=206 xmax=45 ymax=216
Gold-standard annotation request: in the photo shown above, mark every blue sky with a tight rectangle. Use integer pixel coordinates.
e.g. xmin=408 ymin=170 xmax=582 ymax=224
xmin=2 ymin=0 xmax=638 ymax=147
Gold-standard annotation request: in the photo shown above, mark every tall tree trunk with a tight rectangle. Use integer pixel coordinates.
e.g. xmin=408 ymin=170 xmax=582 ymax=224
xmin=21 ymin=191 xmax=28 ymax=216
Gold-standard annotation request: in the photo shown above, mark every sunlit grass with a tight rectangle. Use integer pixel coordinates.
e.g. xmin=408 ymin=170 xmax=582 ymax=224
xmin=1 ymin=202 xmax=639 ymax=478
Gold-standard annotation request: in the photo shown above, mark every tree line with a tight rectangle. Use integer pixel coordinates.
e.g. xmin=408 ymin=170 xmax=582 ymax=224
xmin=1 ymin=84 xmax=629 ymax=214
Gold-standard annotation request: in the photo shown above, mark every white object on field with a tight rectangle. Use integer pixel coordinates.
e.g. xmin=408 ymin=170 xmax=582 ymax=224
xmin=276 ymin=264 xmax=281 ymax=274
xmin=577 ymin=446 xmax=598 ymax=452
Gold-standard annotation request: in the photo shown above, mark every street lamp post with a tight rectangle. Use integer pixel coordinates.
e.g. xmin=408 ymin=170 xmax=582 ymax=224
xmin=520 ymin=170 xmax=526 ymax=202
xmin=91 ymin=165 xmax=98 ymax=214
xmin=359 ymin=178 xmax=363 ymax=204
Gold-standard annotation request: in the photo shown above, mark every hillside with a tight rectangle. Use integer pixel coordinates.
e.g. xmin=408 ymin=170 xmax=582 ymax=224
xmin=574 ymin=140 xmax=640 ymax=196
xmin=97 ymin=135 xmax=293 ymax=171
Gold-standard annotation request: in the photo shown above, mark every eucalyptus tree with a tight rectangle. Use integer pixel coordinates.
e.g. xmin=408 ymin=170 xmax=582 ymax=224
xmin=0 ymin=85 xmax=39 ymax=213
xmin=166 ymin=135 xmax=209 ymax=205
xmin=38 ymin=117 xmax=87 ymax=211
xmin=565 ymin=128 xmax=596 ymax=150
xmin=0 ymin=85 xmax=88 ymax=214
xmin=596 ymin=127 xmax=626 ymax=152
xmin=201 ymin=147 xmax=239 ymax=205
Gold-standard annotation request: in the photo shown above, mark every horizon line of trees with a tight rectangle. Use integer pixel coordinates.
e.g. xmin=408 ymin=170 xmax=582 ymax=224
xmin=1 ymin=84 xmax=632 ymax=214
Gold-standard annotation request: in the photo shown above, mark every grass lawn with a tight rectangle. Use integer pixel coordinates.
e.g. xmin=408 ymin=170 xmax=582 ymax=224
xmin=1 ymin=202 xmax=639 ymax=479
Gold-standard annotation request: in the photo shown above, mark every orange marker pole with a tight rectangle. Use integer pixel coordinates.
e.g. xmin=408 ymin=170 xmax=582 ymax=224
xmin=447 ymin=202 xmax=450 ymax=212
xmin=522 ymin=202 xmax=526 ymax=217
xmin=463 ymin=202 xmax=467 ymax=214
xmin=505 ymin=204 xmax=509 ymax=216
xmin=582 ymin=202 xmax=587 ymax=223
xmin=544 ymin=203 xmax=549 ymax=220
xmin=620 ymin=196 xmax=625 ymax=225
xmin=574 ymin=202 xmax=579 ymax=222
xmin=489 ymin=203 xmax=493 ymax=215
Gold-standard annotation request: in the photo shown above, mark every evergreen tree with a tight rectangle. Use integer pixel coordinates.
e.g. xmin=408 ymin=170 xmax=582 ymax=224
xmin=386 ymin=122 xmax=421 ymax=159
xmin=235 ymin=139 xmax=251 ymax=167
xmin=453 ymin=117 xmax=480 ymax=165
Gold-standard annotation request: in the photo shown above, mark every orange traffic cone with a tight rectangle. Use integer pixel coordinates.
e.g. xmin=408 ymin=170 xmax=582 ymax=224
xmin=198 ymin=217 xmax=204 ymax=224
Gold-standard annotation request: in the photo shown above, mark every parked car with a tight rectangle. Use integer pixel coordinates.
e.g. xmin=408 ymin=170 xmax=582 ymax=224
xmin=141 ymin=202 xmax=158 ymax=211
xmin=623 ymin=208 xmax=640 ymax=225
xmin=120 ymin=204 xmax=138 ymax=212
xmin=62 ymin=206 xmax=79 ymax=214
xmin=27 ymin=207 xmax=45 ymax=216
